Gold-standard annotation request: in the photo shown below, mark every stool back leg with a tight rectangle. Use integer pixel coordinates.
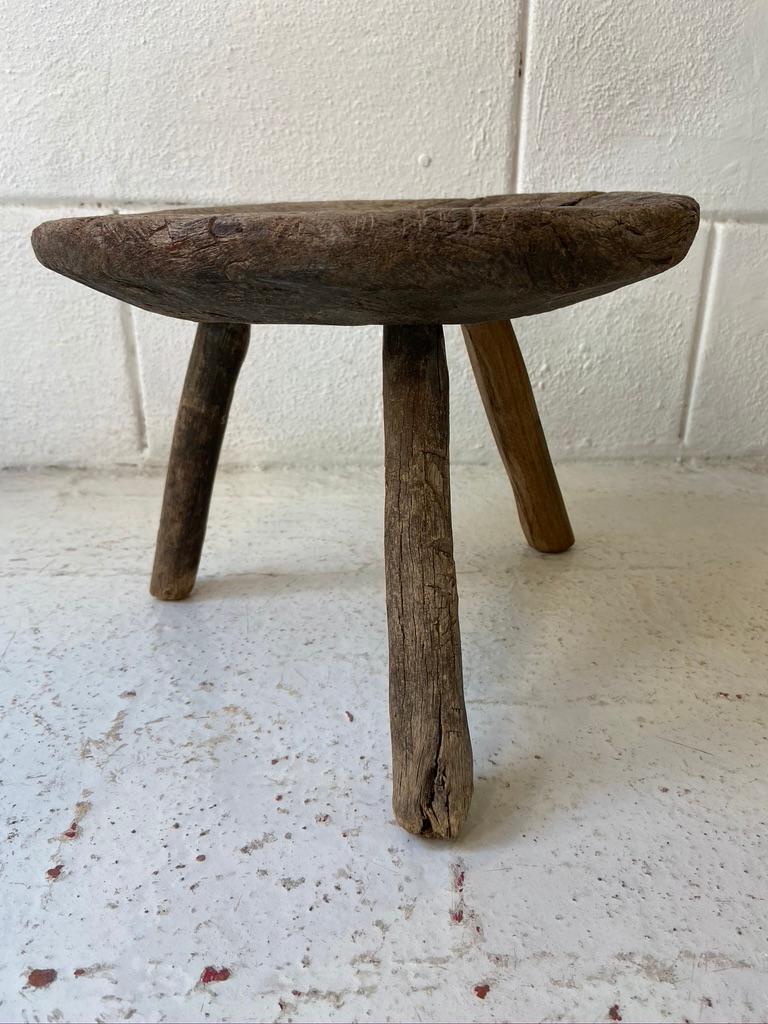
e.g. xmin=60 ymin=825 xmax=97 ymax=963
xmin=150 ymin=322 xmax=250 ymax=601
xmin=462 ymin=319 xmax=574 ymax=554
xmin=383 ymin=323 xmax=473 ymax=839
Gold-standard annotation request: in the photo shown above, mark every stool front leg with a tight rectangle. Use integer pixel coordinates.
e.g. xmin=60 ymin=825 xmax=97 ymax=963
xmin=462 ymin=320 xmax=574 ymax=554
xmin=382 ymin=324 xmax=473 ymax=839
xmin=151 ymin=322 xmax=250 ymax=601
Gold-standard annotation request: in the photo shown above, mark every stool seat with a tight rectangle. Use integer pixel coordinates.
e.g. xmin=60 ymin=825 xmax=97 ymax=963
xmin=32 ymin=192 xmax=698 ymax=326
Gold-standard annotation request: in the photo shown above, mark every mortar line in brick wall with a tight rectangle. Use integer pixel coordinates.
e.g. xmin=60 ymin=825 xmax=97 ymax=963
xmin=3 ymin=192 xmax=768 ymax=223
xmin=509 ymin=0 xmax=531 ymax=193
xmin=119 ymin=302 xmax=149 ymax=456
xmin=0 ymin=196 xmax=189 ymax=210
xmin=699 ymin=209 xmax=768 ymax=224
xmin=678 ymin=221 xmax=720 ymax=445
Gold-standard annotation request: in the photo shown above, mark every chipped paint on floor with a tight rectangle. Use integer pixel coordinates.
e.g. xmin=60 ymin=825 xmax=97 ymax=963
xmin=1 ymin=462 xmax=767 ymax=1023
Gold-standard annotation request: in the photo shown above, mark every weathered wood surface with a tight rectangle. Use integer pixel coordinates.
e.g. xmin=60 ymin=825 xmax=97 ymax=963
xmin=150 ymin=322 xmax=250 ymax=601
xmin=32 ymin=192 xmax=699 ymax=326
xmin=462 ymin=320 xmax=574 ymax=554
xmin=383 ymin=323 xmax=472 ymax=839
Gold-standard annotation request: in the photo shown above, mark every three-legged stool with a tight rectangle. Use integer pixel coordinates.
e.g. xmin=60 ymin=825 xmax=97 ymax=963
xmin=33 ymin=192 xmax=699 ymax=838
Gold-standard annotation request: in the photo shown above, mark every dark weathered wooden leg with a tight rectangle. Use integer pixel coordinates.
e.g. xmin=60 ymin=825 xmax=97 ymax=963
xmin=382 ymin=324 xmax=472 ymax=839
xmin=150 ymin=322 xmax=250 ymax=601
xmin=461 ymin=320 xmax=574 ymax=554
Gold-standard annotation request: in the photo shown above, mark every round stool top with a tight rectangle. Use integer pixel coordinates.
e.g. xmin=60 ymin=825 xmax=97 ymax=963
xmin=32 ymin=192 xmax=698 ymax=326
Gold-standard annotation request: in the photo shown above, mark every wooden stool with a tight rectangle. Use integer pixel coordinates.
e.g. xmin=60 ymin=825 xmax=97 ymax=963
xmin=32 ymin=192 xmax=699 ymax=839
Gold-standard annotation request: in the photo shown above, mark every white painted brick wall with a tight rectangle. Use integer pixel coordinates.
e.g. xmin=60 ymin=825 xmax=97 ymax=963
xmin=517 ymin=225 xmax=710 ymax=458
xmin=1 ymin=0 xmax=766 ymax=467
xmin=685 ymin=223 xmax=768 ymax=454
xmin=519 ymin=0 xmax=768 ymax=216
xmin=0 ymin=208 xmax=139 ymax=466
xmin=2 ymin=0 xmax=517 ymax=204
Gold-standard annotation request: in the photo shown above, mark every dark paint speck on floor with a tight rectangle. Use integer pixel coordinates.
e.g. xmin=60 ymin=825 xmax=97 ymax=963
xmin=200 ymin=966 xmax=231 ymax=984
xmin=26 ymin=969 xmax=57 ymax=989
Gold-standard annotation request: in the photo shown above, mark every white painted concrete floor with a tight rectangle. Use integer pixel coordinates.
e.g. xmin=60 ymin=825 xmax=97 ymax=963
xmin=2 ymin=461 xmax=767 ymax=1024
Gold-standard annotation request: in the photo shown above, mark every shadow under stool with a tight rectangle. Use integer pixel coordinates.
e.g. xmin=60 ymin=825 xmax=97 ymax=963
xmin=32 ymin=191 xmax=699 ymax=838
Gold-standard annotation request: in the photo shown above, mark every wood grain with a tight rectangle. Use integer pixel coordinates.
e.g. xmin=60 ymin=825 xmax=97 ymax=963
xmin=462 ymin=320 xmax=574 ymax=554
xmin=150 ymin=322 xmax=250 ymax=601
xmin=383 ymin=324 xmax=472 ymax=839
xmin=32 ymin=192 xmax=699 ymax=326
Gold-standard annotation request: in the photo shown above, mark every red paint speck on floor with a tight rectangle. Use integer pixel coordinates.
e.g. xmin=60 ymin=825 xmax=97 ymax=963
xmin=453 ymin=868 xmax=465 ymax=892
xmin=474 ymin=984 xmax=490 ymax=999
xmin=73 ymin=968 xmax=86 ymax=978
xmin=609 ymin=1004 xmax=622 ymax=1021
xmin=46 ymin=864 xmax=64 ymax=879
xmin=62 ymin=822 xmax=78 ymax=839
xmin=450 ymin=908 xmax=464 ymax=923
xmin=200 ymin=966 xmax=230 ymax=984
xmin=196 ymin=854 xmax=206 ymax=862
xmin=27 ymin=969 xmax=57 ymax=988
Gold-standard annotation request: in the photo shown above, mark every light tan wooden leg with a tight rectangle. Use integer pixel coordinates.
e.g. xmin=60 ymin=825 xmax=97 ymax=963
xmin=462 ymin=320 xmax=574 ymax=554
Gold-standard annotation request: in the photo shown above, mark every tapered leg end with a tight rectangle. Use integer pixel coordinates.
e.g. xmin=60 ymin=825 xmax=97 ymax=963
xmin=532 ymin=524 xmax=575 ymax=555
xmin=393 ymin=738 xmax=473 ymax=840
xmin=149 ymin=569 xmax=197 ymax=602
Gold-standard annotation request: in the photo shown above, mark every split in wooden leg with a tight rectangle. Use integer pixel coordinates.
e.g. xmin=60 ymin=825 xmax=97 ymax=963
xmin=150 ymin=322 xmax=250 ymax=601
xmin=462 ymin=319 xmax=574 ymax=554
xmin=382 ymin=323 xmax=473 ymax=839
